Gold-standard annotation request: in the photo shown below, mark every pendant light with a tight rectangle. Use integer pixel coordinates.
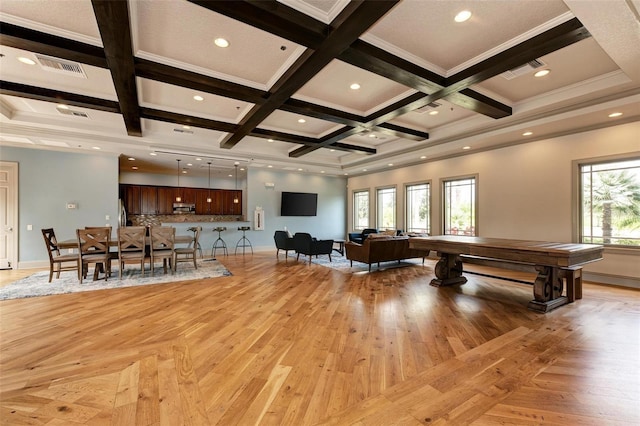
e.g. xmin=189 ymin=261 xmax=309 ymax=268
xmin=206 ymin=162 xmax=212 ymax=203
xmin=175 ymin=159 xmax=182 ymax=202
xmin=233 ymin=164 xmax=239 ymax=204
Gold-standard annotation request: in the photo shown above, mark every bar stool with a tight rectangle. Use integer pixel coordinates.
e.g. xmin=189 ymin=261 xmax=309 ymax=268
xmin=235 ymin=226 xmax=253 ymax=255
xmin=187 ymin=226 xmax=203 ymax=258
xmin=211 ymin=226 xmax=228 ymax=257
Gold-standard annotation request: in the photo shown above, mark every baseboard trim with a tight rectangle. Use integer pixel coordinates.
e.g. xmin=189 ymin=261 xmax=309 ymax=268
xmin=583 ymin=272 xmax=640 ymax=289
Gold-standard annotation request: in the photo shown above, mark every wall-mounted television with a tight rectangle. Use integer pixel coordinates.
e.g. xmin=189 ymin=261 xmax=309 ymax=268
xmin=281 ymin=191 xmax=318 ymax=216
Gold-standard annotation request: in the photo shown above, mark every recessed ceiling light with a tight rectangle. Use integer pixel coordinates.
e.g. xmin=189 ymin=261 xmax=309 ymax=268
xmin=92 ymin=146 xmax=101 ymax=150
xmin=127 ymin=157 xmax=135 ymax=161
xmin=388 ymin=163 xmax=393 ymax=166
xmin=362 ymin=168 xmax=367 ymax=172
xmin=534 ymin=69 xmax=550 ymax=77
xmin=608 ymin=112 xmax=623 ymax=118
xmin=330 ymin=149 xmax=335 ymax=152
xmin=228 ymin=174 xmax=232 ymax=177
xmin=150 ymin=152 xmax=157 ymax=156
xmin=193 ymin=95 xmax=204 ymax=101
xmin=18 ymin=57 xmax=35 ymax=65
xmin=428 ymin=110 xmax=439 ymax=115
xmin=522 ymin=131 xmax=533 ymax=136
xmin=267 ymin=165 xmax=273 ymax=168
xmin=320 ymin=171 xmax=325 ymax=173
xmin=183 ymin=125 xmax=191 ymax=130
xmin=57 ymin=104 xmax=69 ymax=110
xmin=268 ymin=139 xmax=274 ymax=142
xmin=298 ymin=118 xmax=306 ymax=123
xmin=132 ymin=166 xmax=138 ymax=170
xmin=183 ymin=170 xmax=188 ymax=174
xmin=240 ymin=167 xmax=245 ymax=171
xmin=368 ymin=134 xmax=376 ymax=138
xmin=350 ymin=83 xmax=361 ymax=90
xmin=196 ymin=158 xmax=202 ymax=161
xmin=298 ymin=168 xmax=303 ymax=171
xmin=187 ymin=163 xmax=193 ymax=166
xmin=454 ymin=10 xmax=472 ymax=23
xmin=344 ymin=173 xmax=348 ymax=176
xmin=420 ymin=156 xmax=426 ymax=159
xmin=462 ymin=146 xmax=471 ymax=150
xmin=214 ymin=38 xmax=229 ymax=48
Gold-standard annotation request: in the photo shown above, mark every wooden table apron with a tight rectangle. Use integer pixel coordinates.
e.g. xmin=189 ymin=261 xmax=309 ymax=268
xmin=409 ymin=236 xmax=604 ymax=312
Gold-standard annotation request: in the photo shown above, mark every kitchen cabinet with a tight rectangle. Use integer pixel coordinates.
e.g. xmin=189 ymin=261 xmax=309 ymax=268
xmin=157 ymin=187 xmax=176 ymax=214
xmin=195 ymin=189 xmax=211 ymax=214
xmin=223 ymin=190 xmax=242 ymax=215
xmin=122 ymin=185 xmax=141 ymax=214
xmin=140 ymin=186 xmax=158 ymax=214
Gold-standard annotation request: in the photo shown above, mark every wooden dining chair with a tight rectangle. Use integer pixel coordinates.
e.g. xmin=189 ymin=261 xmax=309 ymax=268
xmin=175 ymin=226 xmax=201 ymax=270
xmin=41 ymin=228 xmax=80 ymax=282
xmin=117 ymin=226 xmax=147 ymax=279
xmin=77 ymin=227 xmax=112 ymax=283
xmin=149 ymin=226 xmax=175 ymax=275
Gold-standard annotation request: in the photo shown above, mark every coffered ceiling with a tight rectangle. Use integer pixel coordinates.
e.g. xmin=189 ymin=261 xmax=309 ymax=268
xmin=1 ymin=0 xmax=639 ymax=177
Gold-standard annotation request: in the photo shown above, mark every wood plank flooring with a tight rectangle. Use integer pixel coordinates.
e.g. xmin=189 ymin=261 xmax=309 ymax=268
xmin=1 ymin=253 xmax=638 ymax=425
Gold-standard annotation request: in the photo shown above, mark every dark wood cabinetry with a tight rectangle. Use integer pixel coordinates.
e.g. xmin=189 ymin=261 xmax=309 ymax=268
xmin=120 ymin=184 xmax=242 ymax=216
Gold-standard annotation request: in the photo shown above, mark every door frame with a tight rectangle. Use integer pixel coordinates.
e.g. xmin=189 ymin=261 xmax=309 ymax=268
xmin=0 ymin=161 xmax=18 ymax=270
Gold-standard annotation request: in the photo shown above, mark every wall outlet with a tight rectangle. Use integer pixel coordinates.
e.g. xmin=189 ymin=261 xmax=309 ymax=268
xmin=27 ymin=224 xmax=33 ymax=231
xmin=66 ymin=202 xmax=77 ymax=209
xmin=105 ymin=215 xmax=110 ymax=220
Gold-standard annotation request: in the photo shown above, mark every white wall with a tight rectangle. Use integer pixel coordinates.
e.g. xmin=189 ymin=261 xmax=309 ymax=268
xmin=347 ymin=122 xmax=640 ymax=284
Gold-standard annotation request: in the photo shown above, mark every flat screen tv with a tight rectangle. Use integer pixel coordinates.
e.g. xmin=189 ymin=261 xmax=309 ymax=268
xmin=281 ymin=191 xmax=318 ymax=216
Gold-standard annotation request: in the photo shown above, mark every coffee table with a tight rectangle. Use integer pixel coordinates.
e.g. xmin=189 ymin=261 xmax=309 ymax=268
xmin=333 ymin=239 xmax=346 ymax=256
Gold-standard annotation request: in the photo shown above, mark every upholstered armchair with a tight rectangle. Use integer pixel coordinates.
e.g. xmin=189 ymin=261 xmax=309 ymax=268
xmin=293 ymin=232 xmax=334 ymax=264
xmin=348 ymin=228 xmax=378 ymax=244
xmin=274 ymin=230 xmax=295 ymax=258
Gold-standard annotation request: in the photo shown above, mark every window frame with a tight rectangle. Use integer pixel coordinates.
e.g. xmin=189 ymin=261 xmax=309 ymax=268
xmin=572 ymin=152 xmax=640 ymax=253
xmin=352 ymin=188 xmax=370 ymax=231
xmin=404 ymin=180 xmax=431 ymax=234
xmin=440 ymin=174 xmax=478 ymax=236
xmin=376 ymin=185 xmax=397 ymax=230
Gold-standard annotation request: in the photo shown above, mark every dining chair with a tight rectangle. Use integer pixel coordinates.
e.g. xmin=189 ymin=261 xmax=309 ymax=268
xmin=149 ymin=226 xmax=175 ymax=275
xmin=117 ymin=226 xmax=147 ymax=279
xmin=76 ymin=227 xmax=112 ymax=283
xmin=175 ymin=226 xmax=201 ymax=270
xmin=41 ymin=228 xmax=80 ymax=282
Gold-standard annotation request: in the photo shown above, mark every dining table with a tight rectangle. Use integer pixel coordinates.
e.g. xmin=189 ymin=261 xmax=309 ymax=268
xmin=57 ymin=234 xmax=193 ymax=250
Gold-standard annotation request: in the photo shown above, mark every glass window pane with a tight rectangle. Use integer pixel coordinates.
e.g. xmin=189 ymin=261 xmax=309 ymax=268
xmin=443 ymin=178 xmax=476 ymax=235
xmin=353 ymin=190 xmax=369 ymax=230
xmin=580 ymin=158 xmax=640 ymax=246
xmin=377 ymin=187 xmax=396 ymax=229
xmin=406 ymin=183 xmax=430 ymax=234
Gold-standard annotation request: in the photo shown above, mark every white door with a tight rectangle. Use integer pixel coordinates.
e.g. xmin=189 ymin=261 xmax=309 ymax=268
xmin=0 ymin=162 xmax=18 ymax=269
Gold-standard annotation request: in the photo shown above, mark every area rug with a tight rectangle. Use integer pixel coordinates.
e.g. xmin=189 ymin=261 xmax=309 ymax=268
xmin=286 ymin=252 xmax=423 ymax=273
xmin=0 ymin=259 xmax=232 ymax=301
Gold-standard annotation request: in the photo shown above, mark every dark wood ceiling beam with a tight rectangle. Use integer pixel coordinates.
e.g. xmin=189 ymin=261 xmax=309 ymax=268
xmin=0 ymin=22 xmax=107 ymax=68
xmin=140 ymin=107 xmax=237 ymax=133
xmin=444 ymin=18 xmax=590 ymax=96
xmin=218 ymin=1 xmax=400 ymax=150
xmin=281 ymin=98 xmax=426 ymax=140
xmin=135 ymin=58 xmax=267 ymax=105
xmin=364 ymin=18 xmax=590 ymax=127
xmin=290 ymin=126 xmax=367 ymax=157
xmin=340 ymin=40 xmax=512 ymax=119
xmin=187 ymin=0 xmax=326 ymax=49
xmin=91 ymin=0 xmax=142 ymax=137
xmin=0 ymin=81 xmax=120 ymax=112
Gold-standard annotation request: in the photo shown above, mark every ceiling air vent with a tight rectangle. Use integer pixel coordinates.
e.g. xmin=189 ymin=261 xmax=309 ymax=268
xmin=35 ymin=54 xmax=87 ymax=78
xmin=173 ymin=128 xmax=194 ymax=134
xmin=56 ymin=108 xmax=90 ymax=118
xmin=501 ymin=59 xmax=546 ymax=80
xmin=414 ymin=101 xmax=441 ymax=114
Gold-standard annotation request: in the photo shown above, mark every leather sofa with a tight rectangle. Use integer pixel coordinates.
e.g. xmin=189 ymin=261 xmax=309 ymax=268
xmin=345 ymin=235 xmax=430 ymax=271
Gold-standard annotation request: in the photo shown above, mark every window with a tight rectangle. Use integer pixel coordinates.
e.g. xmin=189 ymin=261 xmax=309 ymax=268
xmin=353 ymin=190 xmax=369 ymax=230
xmin=443 ymin=176 xmax=476 ymax=235
xmin=579 ymin=157 xmax=640 ymax=246
xmin=406 ymin=182 xmax=430 ymax=234
xmin=376 ymin=186 xmax=396 ymax=229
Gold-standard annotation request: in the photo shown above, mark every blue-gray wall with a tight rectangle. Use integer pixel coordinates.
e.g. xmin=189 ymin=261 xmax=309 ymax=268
xmin=246 ymin=168 xmax=347 ymax=249
xmin=1 ymin=146 xmax=347 ymax=266
xmin=1 ymin=146 xmax=119 ymax=265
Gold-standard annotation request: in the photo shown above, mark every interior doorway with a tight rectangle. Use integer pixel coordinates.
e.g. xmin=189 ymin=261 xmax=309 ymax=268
xmin=0 ymin=162 xmax=18 ymax=269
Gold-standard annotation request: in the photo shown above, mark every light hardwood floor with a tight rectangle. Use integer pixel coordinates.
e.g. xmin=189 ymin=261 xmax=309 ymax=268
xmin=1 ymin=253 xmax=638 ymax=425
